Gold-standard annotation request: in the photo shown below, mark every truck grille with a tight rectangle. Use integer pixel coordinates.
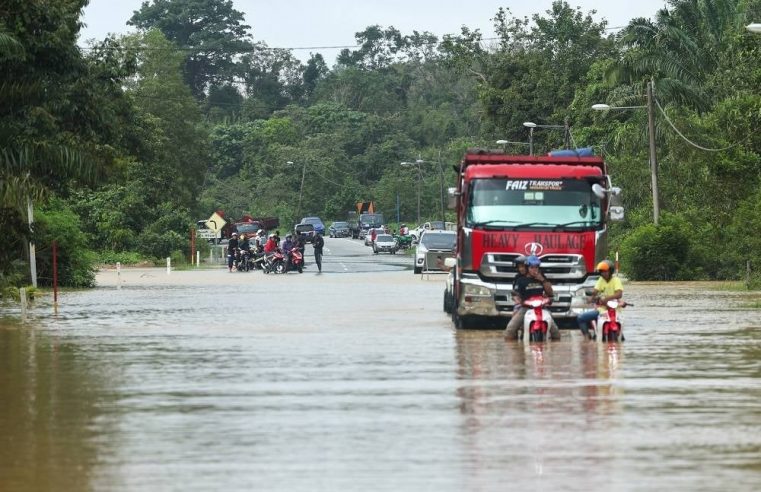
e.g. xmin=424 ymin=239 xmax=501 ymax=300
xmin=481 ymin=253 xmax=585 ymax=283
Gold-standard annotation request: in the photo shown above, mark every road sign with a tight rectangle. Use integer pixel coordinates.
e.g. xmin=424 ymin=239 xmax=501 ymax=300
xmin=206 ymin=212 xmax=226 ymax=232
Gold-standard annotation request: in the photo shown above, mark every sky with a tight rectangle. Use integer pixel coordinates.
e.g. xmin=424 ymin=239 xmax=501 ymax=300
xmin=80 ymin=0 xmax=668 ymax=62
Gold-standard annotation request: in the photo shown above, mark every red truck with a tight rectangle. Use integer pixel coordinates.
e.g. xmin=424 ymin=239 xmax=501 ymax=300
xmin=222 ymin=214 xmax=280 ymax=239
xmin=443 ymin=149 xmax=623 ymax=329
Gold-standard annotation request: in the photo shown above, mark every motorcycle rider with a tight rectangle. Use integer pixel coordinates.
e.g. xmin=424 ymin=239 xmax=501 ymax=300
xmin=264 ymin=233 xmax=278 ymax=254
xmin=227 ymin=232 xmax=239 ymax=272
xmin=313 ymin=232 xmax=324 ymax=273
xmin=511 ymin=255 xmax=528 ymax=317
xmin=504 ymin=255 xmax=560 ymax=340
xmin=281 ymin=234 xmax=295 ymax=271
xmin=238 ymin=234 xmax=251 ymax=271
xmin=577 ymin=260 xmax=624 ymax=339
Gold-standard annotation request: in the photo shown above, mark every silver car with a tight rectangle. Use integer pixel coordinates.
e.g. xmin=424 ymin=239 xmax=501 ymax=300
xmin=414 ymin=230 xmax=456 ymax=274
xmin=373 ymin=234 xmax=397 ymax=254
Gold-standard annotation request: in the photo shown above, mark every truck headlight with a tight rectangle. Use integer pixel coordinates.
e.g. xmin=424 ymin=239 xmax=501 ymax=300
xmin=463 ymin=284 xmax=491 ymax=297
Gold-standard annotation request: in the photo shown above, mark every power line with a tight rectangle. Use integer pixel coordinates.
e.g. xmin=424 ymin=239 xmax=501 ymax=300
xmin=655 ymin=99 xmax=753 ymax=152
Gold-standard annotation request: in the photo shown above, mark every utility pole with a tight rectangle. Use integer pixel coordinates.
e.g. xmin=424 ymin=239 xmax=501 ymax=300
xmin=297 ymin=161 xmax=306 ymax=219
xmin=437 ymin=150 xmax=445 ymax=223
xmin=416 ymin=162 xmax=422 ymax=224
xmin=647 ymin=79 xmax=660 ymax=225
xmin=563 ymin=117 xmax=571 ymax=149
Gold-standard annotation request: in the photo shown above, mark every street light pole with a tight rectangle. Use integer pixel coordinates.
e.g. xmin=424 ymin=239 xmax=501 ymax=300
xmin=287 ymin=160 xmax=307 ymax=220
xmin=403 ymin=156 xmax=447 ymax=224
xmin=523 ymin=122 xmax=536 ymax=156
xmin=592 ymin=81 xmax=660 ymax=224
xmin=523 ymin=121 xmax=568 ymax=155
xmin=415 ymin=160 xmax=422 ymax=224
xmin=400 ymin=160 xmax=422 ymax=224
xmin=436 ymin=150 xmax=445 ymax=223
xmin=646 ymin=79 xmax=660 ymax=224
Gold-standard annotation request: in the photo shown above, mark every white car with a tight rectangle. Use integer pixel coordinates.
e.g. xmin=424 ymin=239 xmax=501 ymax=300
xmin=364 ymin=227 xmax=385 ymax=246
xmin=410 ymin=221 xmax=445 ymax=243
xmin=414 ymin=230 xmax=456 ymax=274
xmin=373 ymin=234 xmax=398 ymax=254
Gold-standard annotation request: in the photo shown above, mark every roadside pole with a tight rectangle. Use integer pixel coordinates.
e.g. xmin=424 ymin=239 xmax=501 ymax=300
xmin=190 ymin=227 xmax=196 ymax=265
xmin=28 ymin=199 xmax=37 ymax=288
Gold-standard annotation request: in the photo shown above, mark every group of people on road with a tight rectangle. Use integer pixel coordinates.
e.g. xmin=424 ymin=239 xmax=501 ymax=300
xmin=504 ymin=255 xmax=624 ymax=340
xmin=227 ymin=228 xmax=325 ymax=273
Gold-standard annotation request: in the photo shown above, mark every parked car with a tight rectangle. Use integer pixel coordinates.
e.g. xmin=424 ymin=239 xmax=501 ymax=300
xmin=410 ymin=221 xmax=446 ymax=243
xmin=364 ymin=227 xmax=384 ymax=246
xmin=300 ymin=216 xmax=325 ymax=235
xmin=414 ymin=230 xmax=456 ymax=274
xmin=329 ymin=221 xmax=350 ymax=238
xmin=373 ymin=234 xmax=398 ymax=254
xmin=294 ymin=223 xmax=316 ymax=243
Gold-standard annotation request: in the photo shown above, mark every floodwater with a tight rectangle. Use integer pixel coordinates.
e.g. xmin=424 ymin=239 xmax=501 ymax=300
xmin=1 ymin=269 xmax=761 ymax=491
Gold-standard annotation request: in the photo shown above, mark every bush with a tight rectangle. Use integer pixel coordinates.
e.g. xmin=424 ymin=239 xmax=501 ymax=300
xmin=97 ymin=250 xmax=145 ymax=265
xmin=35 ymin=200 xmax=97 ymax=288
xmin=136 ymin=230 xmax=187 ymax=260
xmin=619 ymin=213 xmax=702 ymax=280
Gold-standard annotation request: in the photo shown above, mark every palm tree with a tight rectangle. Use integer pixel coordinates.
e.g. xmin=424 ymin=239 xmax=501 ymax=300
xmin=607 ymin=0 xmax=748 ymax=112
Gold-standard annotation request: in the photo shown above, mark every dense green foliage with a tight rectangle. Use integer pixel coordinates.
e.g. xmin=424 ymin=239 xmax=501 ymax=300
xmin=1 ymin=0 xmax=759 ymax=289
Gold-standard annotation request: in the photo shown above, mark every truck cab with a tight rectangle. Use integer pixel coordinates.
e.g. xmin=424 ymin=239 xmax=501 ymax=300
xmin=447 ymin=149 xmax=623 ymax=329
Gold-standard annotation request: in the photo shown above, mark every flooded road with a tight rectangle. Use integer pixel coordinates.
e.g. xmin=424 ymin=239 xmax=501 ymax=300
xmin=2 ymin=258 xmax=761 ymax=490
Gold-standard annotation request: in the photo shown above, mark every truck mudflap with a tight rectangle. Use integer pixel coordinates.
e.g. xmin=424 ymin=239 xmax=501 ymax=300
xmin=454 ymin=273 xmax=597 ymax=321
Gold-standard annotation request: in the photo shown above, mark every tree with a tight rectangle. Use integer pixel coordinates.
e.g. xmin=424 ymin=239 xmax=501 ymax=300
xmin=608 ymin=0 xmax=753 ymax=112
xmin=129 ymin=0 xmax=254 ymax=98
xmin=478 ymin=2 xmax=612 ymax=140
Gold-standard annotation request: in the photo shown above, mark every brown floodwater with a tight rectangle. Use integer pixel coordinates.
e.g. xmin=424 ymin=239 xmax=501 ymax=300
xmin=1 ymin=269 xmax=760 ymax=491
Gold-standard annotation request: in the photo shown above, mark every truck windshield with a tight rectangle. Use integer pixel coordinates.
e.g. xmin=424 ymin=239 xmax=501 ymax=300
xmin=360 ymin=214 xmax=384 ymax=227
xmin=466 ymin=178 xmax=602 ymax=229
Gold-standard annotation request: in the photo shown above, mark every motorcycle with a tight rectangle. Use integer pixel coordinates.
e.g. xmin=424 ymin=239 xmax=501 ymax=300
xmin=590 ymin=299 xmax=629 ymax=343
xmin=250 ymin=246 xmax=266 ymax=270
xmin=236 ymin=249 xmax=254 ymax=272
xmin=288 ymin=247 xmax=304 ymax=273
xmin=263 ymin=250 xmax=287 ymax=274
xmin=520 ymin=296 xmax=554 ymax=343
xmin=395 ymin=234 xmax=413 ymax=250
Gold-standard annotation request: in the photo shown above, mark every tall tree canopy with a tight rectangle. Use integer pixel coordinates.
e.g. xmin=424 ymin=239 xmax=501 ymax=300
xmin=128 ymin=0 xmax=254 ymax=97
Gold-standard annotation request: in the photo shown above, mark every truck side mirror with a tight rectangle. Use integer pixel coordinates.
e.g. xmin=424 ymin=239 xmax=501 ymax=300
xmin=610 ymin=206 xmax=625 ymax=221
xmin=609 ymin=192 xmax=624 ymax=221
xmin=592 ymin=183 xmax=606 ymax=199
xmin=447 ymin=187 xmax=458 ymax=209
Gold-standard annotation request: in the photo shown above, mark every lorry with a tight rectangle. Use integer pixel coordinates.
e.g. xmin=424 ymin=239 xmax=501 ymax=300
xmin=221 ymin=214 xmax=280 ymax=239
xmin=444 ymin=148 xmax=623 ymax=329
xmin=358 ymin=212 xmax=384 ymax=239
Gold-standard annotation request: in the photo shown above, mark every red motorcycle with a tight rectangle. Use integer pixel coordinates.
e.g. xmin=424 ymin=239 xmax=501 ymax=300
xmin=288 ymin=247 xmax=304 ymax=273
xmin=591 ymin=299 xmax=629 ymax=342
xmin=263 ymin=250 xmax=286 ymax=274
xmin=521 ymin=296 xmax=553 ymax=343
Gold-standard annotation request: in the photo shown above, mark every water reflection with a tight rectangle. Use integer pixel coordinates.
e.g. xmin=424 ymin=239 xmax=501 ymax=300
xmin=0 ymin=324 xmax=117 ymax=491
xmin=453 ymin=331 xmax=629 ymax=486
xmin=1 ymin=277 xmax=761 ymax=490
